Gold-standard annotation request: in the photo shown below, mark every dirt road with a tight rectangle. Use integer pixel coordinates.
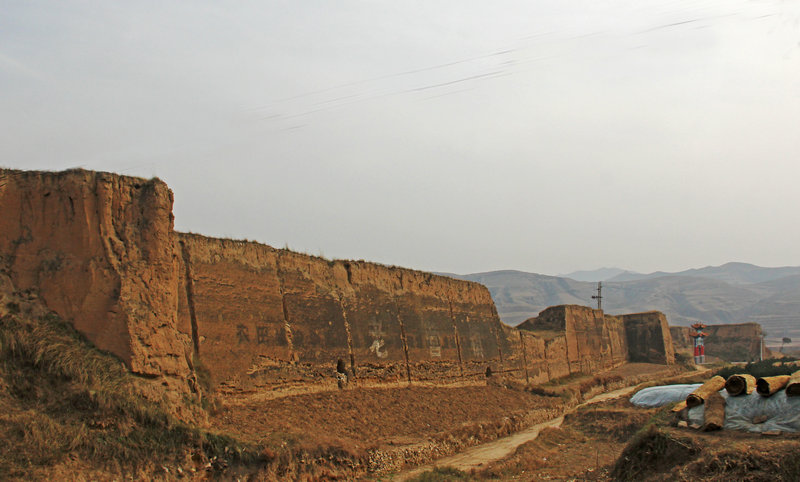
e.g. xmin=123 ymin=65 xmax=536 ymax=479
xmin=393 ymin=385 xmax=640 ymax=480
xmin=393 ymin=366 xmax=712 ymax=480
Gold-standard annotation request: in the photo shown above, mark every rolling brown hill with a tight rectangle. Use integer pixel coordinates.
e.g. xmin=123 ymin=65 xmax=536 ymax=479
xmin=444 ymin=265 xmax=800 ymax=347
xmin=607 ymin=262 xmax=800 ymax=285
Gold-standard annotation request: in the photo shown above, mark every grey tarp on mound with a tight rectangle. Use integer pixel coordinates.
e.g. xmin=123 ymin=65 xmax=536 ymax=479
xmin=630 ymin=384 xmax=702 ymax=408
xmin=685 ymin=390 xmax=800 ymax=433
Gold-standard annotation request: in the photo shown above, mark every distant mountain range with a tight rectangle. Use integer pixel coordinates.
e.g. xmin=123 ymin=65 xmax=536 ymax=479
xmin=557 ymin=267 xmax=629 ymax=282
xmin=559 ymin=263 xmax=800 ymax=284
xmin=442 ymin=263 xmax=800 ymax=346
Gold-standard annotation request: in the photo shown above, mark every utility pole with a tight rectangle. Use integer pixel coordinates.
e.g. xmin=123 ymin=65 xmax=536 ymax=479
xmin=591 ymin=282 xmax=603 ymax=310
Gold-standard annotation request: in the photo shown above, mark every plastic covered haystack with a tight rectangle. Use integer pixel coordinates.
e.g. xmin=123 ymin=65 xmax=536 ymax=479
xmin=687 ymin=390 xmax=800 ymax=433
xmin=630 ymin=384 xmax=702 ymax=408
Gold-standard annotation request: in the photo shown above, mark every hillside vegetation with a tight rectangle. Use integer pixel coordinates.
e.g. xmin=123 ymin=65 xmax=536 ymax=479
xmin=0 ymin=290 xmax=264 ymax=479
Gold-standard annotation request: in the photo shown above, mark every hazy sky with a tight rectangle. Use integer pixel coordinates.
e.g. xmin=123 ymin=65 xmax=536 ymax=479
xmin=2 ymin=1 xmax=799 ymax=275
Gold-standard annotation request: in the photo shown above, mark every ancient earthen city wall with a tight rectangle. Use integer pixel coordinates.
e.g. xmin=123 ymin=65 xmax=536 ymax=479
xmin=619 ymin=311 xmax=676 ymax=365
xmin=502 ymin=326 xmax=570 ymax=384
xmin=0 ymin=168 xmax=680 ymax=395
xmin=176 ymin=233 xmax=508 ymax=386
xmin=516 ymin=305 xmax=630 ymax=375
xmin=0 ymin=169 xmax=511 ymax=390
xmin=0 ymin=169 xmax=191 ymax=385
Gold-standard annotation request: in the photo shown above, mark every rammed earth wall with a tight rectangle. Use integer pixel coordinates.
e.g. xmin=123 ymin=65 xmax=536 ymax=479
xmin=0 ymin=168 xmax=680 ymax=394
xmin=670 ymin=322 xmax=768 ymax=362
xmin=0 ymin=169 xmax=191 ymax=380
xmin=176 ymin=233 xmax=509 ymax=385
xmin=516 ymin=305 xmax=631 ymax=376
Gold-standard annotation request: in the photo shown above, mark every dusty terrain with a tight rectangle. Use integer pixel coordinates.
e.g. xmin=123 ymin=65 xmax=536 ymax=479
xmin=395 ymin=363 xmax=697 ymax=480
xmin=5 ymin=169 xmax=785 ymax=480
xmin=471 ymin=396 xmax=660 ymax=480
xmin=406 ymin=371 xmax=800 ymax=482
xmin=0 ymin=285 xmax=701 ymax=481
xmin=397 ymin=385 xmax=641 ymax=480
xmin=210 ymin=382 xmax=567 ymax=477
xmin=207 ymin=361 xmax=683 ymax=478
xmin=220 ymin=362 xmax=676 ymax=434
xmin=0 ymin=281 xmax=684 ymax=481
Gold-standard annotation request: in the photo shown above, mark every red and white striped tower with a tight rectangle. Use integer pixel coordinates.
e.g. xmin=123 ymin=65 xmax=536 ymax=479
xmin=690 ymin=322 xmax=708 ymax=364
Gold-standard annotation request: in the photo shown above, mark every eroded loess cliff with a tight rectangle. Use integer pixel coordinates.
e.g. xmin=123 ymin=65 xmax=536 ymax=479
xmin=0 ymin=169 xmax=192 ymax=383
xmin=177 ymin=233 xmax=508 ymax=386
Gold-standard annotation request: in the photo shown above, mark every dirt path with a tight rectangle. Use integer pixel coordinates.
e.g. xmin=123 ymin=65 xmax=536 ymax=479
xmin=393 ymin=366 xmax=712 ymax=480
xmin=392 ymin=385 xmax=641 ymax=481
xmin=222 ymin=379 xmax=489 ymax=405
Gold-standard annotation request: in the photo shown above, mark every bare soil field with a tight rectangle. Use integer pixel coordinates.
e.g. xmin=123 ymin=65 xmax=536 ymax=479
xmin=211 ymin=383 xmax=567 ymax=477
xmin=472 ymin=397 xmax=658 ymax=480
xmin=0 ymin=292 xmax=692 ymax=481
xmin=410 ymin=380 xmax=800 ymax=481
xmin=208 ymin=361 xmax=686 ymax=478
xmin=393 ymin=364 xmax=706 ymax=481
xmin=214 ymin=384 xmax=563 ymax=450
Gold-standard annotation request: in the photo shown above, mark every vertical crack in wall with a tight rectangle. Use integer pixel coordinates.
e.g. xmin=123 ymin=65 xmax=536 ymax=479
xmin=95 ymin=177 xmax=122 ymax=272
xmin=344 ymin=262 xmax=353 ymax=285
xmin=393 ymin=275 xmax=412 ymax=384
xmin=276 ymin=253 xmax=296 ymax=363
xmin=494 ymin=324 xmax=504 ymax=370
xmin=564 ymin=311 xmax=572 ymax=374
xmin=448 ymin=297 xmax=464 ymax=378
xmin=488 ymin=303 xmax=505 ymax=369
xmin=330 ymin=263 xmax=357 ymax=377
xmin=335 ymin=290 xmax=356 ymax=377
xmin=395 ymin=298 xmax=412 ymax=385
xmin=518 ymin=330 xmax=529 ymax=383
xmin=545 ymin=339 xmax=552 ymax=380
xmin=339 ymin=262 xmax=358 ymax=375
xmin=338 ymin=293 xmax=356 ymax=377
xmin=178 ymin=240 xmax=200 ymax=356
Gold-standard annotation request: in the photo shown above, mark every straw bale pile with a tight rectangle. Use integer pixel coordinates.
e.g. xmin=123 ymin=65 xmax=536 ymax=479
xmin=756 ymin=375 xmax=791 ymax=397
xmin=685 ymin=376 xmax=725 ymax=408
xmin=701 ymin=391 xmax=725 ymax=431
xmin=724 ymin=373 xmax=756 ymax=396
xmin=784 ymin=370 xmax=800 ymax=396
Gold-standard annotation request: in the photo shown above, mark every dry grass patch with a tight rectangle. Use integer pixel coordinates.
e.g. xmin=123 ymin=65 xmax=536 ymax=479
xmin=0 ymin=304 xmax=264 ymax=479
